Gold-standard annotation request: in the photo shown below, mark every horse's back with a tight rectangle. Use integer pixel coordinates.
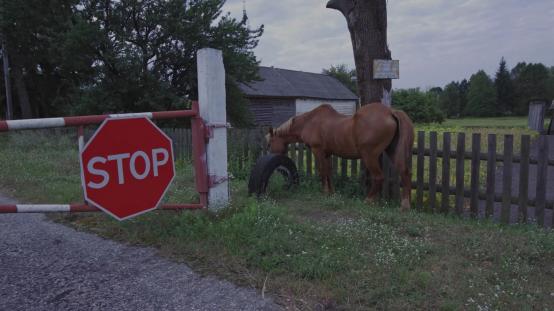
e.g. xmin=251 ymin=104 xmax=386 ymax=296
xmin=297 ymin=104 xmax=357 ymax=156
xmin=300 ymin=104 xmax=351 ymax=136
xmin=310 ymin=104 xmax=344 ymax=117
xmin=353 ymin=103 xmax=397 ymax=149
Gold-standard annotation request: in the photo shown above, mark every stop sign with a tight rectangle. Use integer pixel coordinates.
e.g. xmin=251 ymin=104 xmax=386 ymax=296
xmin=80 ymin=117 xmax=175 ymax=220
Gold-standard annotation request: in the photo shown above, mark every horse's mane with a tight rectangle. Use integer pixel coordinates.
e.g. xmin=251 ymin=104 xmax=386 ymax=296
xmin=265 ymin=117 xmax=294 ymax=143
xmin=274 ymin=117 xmax=294 ymax=136
xmin=267 ymin=104 xmax=338 ymax=141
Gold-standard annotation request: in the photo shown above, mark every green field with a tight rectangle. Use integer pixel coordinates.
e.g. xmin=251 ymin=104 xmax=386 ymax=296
xmin=0 ymin=131 xmax=552 ymax=310
xmin=431 ymin=116 xmax=551 ymax=130
xmin=440 ymin=116 xmax=532 ymax=128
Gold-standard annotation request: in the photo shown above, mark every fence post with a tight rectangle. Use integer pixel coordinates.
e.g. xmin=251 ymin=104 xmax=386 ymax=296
xmin=470 ymin=133 xmax=481 ymax=219
xmin=341 ymin=158 xmax=348 ymax=179
xmin=441 ymin=132 xmax=451 ymax=214
xmin=197 ymin=48 xmax=229 ymax=209
xmin=519 ymin=135 xmax=530 ymax=223
xmin=536 ymin=135 xmax=548 ymax=227
xmin=306 ymin=146 xmax=313 ymax=177
xmin=501 ymin=135 xmax=513 ymax=224
xmin=416 ymin=131 xmax=425 ymax=210
xmin=429 ymin=132 xmax=438 ymax=212
xmin=486 ymin=134 xmax=497 ymax=219
xmin=298 ymin=143 xmax=305 ymax=173
xmin=332 ymin=155 xmax=339 ymax=177
xmin=351 ymin=159 xmax=358 ymax=178
xmin=455 ymin=133 xmax=466 ymax=216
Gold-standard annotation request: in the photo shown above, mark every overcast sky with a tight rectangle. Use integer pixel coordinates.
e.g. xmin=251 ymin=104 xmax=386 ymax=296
xmin=223 ymin=0 xmax=554 ymax=89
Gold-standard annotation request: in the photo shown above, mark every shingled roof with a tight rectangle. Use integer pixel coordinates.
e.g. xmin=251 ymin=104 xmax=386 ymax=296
xmin=239 ymin=66 xmax=358 ymax=100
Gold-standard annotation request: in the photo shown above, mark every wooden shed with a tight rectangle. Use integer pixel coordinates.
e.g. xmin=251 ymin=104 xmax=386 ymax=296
xmin=239 ymin=67 xmax=358 ymax=127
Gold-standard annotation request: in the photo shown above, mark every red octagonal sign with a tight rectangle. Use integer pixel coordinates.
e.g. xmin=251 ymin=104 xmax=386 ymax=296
xmin=80 ymin=117 xmax=175 ymax=220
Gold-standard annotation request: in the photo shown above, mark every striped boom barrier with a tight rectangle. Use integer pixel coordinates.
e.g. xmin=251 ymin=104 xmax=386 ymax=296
xmin=1 ymin=49 xmax=231 ymax=217
xmin=0 ymin=101 xmax=211 ymax=214
xmin=0 ymin=204 xmax=204 ymax=214
xmin=0 ymin=109 xmax=197 ymax=132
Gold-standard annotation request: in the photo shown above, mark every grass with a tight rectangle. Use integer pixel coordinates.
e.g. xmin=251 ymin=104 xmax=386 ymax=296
xmin=1 ymin=130 xmax=553 ymax=310
xmin=439 ymin=116 xmax=533 ymax=129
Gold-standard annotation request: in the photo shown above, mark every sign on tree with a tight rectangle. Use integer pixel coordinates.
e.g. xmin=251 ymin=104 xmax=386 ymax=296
xmin=373 ymin=60 xmax=400 ymax=79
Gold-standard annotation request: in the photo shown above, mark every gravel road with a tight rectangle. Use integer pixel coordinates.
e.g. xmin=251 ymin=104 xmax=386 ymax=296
xmin=0 ymin=194 xmax=280 ymax=311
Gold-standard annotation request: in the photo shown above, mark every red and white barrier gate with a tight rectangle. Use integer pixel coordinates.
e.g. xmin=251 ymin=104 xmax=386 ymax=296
xmin=0 ymin=48 xmax=229 ymax=218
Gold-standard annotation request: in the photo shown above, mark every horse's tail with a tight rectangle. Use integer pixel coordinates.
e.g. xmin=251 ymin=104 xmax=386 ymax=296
xmin=389 ymin=110 xmax=415 ymax=167
xmin=389 ymin=109 xmax=415 ymax=210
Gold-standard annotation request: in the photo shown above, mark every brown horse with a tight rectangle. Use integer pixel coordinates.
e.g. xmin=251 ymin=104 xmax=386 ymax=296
xmin=267 ymin=102 xmax=414 ymax=210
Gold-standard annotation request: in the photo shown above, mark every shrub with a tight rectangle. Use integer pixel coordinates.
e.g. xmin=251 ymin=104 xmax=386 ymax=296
xmin=392 ymin=89 xmax=444 ymax=123
xmin=464 ymin=70 xmax=498 ymax=117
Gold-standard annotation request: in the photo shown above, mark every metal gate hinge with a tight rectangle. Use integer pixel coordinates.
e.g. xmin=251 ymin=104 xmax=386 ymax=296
xmin=205 ymin=123 xmax=231 ymax=139
xmin=209 ymin=175 xmax=230 ymax=188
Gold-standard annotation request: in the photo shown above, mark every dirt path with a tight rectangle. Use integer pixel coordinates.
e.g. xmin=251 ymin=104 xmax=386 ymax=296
xmin=0 ymin=195 xmax=279 ymax=311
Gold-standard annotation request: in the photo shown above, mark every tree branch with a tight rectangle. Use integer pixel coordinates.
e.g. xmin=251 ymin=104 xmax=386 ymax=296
xmin=326 ymin=0 xmax=354 ymax=19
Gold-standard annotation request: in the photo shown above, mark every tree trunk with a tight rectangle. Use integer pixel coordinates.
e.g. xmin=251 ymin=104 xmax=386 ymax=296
xmin=11 ymin=60 xmax=33 ymax=119
xmin=327 ymin=0 xmax=391 ymax=106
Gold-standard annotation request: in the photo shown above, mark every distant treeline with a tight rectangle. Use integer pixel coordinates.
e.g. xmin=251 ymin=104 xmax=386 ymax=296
xmin=433 ymin=59 xmax=554 ymax=119
xmin=324 ymin=60 xmax=554 ymax=123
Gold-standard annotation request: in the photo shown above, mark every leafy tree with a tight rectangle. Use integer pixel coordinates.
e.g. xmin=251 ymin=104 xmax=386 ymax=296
xmin=512 ymin=63 xmax=550 ymax=115
xmin=67 ymin=0 xmax=262 ymax=126
xmin=439 ymin=82 xmax=462 ymax=118
xmin=428 ymin=87 xmax=442 ymax=112
xmin=494 ymin=57 xmax=515 ymax=114
xmin=428 ymin=87 xmax=443 ymax=96
xmin=226 ymin=79 xmax=254 ymax=127
xmin=1 ymin=0 xmax=263 ymax=126
xmin=464 ymin=70 xmax=497 ymax=117
xmin=0 ymin=0 xmax=77 ymax=118
xmin=511 ymin=62 xmax=527 ymax=80
xmin=322 ymin=64 xmax=357 ymax=94
xmin=458 ymin=79 xmax=469 ymax=114
xmin=393 ymin=88 xmax=444 ymax=123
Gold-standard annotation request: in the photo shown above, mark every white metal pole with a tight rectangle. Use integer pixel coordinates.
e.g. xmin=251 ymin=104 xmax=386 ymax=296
xmin=197 ymin=48 xmax=229 ymax=210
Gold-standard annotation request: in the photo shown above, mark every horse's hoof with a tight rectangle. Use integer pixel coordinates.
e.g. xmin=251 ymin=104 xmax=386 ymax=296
xmin=400 ymin=198 xmax=411 ymax=212
xmin=365 ymin=197 xmax=378 ymax=206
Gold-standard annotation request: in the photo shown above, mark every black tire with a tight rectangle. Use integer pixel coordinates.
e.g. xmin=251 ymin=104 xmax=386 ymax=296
xmin=248 ymin=154 xmax=300 ymax=197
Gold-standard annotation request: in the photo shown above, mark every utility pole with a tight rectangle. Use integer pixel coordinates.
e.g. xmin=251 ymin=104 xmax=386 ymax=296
xmin=1 ymin=37 xmax=13 ymax=120
xmin=327 ymin=0 xmax=397 ymax=106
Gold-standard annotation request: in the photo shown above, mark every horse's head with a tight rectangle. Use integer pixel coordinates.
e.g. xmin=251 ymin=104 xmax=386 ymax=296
xmin=266 ymin=128 xmax=288 ymax=155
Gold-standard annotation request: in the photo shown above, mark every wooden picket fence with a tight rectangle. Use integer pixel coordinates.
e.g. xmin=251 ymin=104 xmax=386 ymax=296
xmin=164 ymin=128 xmax=553 ymax=228
xmin=411 ymin=132 xmax=553 ymax=228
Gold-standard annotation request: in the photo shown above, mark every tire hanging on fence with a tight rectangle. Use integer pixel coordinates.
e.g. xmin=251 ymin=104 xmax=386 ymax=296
xmin=248 ymin=154 xmax=300 ymax=197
